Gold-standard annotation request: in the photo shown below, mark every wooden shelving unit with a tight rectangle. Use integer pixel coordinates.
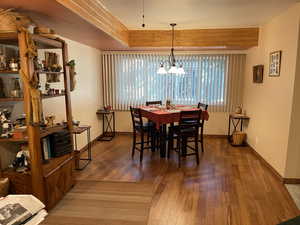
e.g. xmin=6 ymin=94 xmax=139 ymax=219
xmin=0 ymin=31 xmax=74 ymax=210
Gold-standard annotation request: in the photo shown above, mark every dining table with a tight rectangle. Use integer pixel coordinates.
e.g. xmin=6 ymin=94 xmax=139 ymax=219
xmin=139 ymin=105 xmax=209 ymax=158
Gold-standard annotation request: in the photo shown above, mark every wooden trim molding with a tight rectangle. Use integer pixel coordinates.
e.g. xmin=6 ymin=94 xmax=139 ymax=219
xmin=54 ymin=1 xmax=258 ymax=50
xmin=248 ymin=146 xmax=300 ymax=184
xmin=55 ymin=0 xmax=129 ymax=46
xmin=129 ymin=28 xmax=259 ymax=49
xmin=75 ymin=134 xmax=102 ymax=156
xmin=282 ymin=178 xmax=300 ymax=184
xmin=248 ymin=145 xmax=283 ymax=182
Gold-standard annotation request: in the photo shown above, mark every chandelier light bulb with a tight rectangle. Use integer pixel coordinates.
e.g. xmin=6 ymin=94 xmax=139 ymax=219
xmin=157 ymin=64 xmax=167 ymax=74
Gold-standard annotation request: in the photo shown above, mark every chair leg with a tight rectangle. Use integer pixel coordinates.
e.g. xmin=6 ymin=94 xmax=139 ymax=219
xmin=177 ymin=136 xmax=181 ymax=168
xmin=182 ymin=137 xmax=187 ymax=157
xmin=132 ymin=131 xmax=136 ymax=158
xmin=167 ymin=130 xmax=173 ymax=158
xmin=147 ymin=127 xmax=151 ymax=146
xmin=151 ymin=130 xmax=156 ymax=152
xmin=140 ymin=132 xmax=144 ymax=163
xmin=195 ymin=135 xmax=200 ymax=165
xmin=200 ymin=128 xmax=204 ymax=152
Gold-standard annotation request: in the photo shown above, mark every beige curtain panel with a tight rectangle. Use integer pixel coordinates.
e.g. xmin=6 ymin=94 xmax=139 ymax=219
xmin=102 ymin=52 xmax=245 ymax=112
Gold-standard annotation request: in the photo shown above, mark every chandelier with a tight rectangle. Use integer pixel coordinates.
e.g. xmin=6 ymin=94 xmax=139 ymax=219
xmin=157 ymin=23 xmax=185 ymax=75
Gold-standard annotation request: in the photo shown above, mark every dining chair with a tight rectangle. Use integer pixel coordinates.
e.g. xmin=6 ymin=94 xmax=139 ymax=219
xmin=168 ymin=110 xmax=202 ymax=167
xmin=197 ymin=102 xmax=208 ymax=152
xmin=145 ymin=100 xmax=162 ymax=149
xmin=130 ymin=107 xmax=154 ymax=162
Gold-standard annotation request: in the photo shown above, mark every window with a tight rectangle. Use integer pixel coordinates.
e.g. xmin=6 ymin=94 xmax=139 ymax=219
xmin=102 ymin=53 xmax=245 ymax=112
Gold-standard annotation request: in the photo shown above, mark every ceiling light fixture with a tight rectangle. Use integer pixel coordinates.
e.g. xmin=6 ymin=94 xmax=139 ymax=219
xmin=157 ymin=23 xmax=185 ymax=75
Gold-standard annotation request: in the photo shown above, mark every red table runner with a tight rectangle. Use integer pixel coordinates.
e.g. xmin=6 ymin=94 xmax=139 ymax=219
xmin=140 ymin=105 xmax=209 ymax=129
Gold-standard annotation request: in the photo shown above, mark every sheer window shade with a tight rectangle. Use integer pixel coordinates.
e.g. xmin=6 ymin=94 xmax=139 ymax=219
xmin=102 ymin=53 xmax=245 ymax=112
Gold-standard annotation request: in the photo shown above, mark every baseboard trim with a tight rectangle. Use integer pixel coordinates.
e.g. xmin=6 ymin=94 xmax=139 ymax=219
xmin=75 ymin=134 xmax=101 ymax=155
xmin=116 ymin=131 xmax=132 ymax=135
xmin=282 ymin=178 xmax=300 ymax=184
xmin=247 ymin=145 xmax=300 ymax=184
xmin=247 ymin=145 xmax=283 ymax=182
xmin=204 ymin=134 xmax=227 ymax=138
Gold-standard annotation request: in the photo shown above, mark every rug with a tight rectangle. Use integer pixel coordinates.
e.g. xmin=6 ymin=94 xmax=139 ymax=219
xmin=41 ymin=180 xmax=153 ymax=225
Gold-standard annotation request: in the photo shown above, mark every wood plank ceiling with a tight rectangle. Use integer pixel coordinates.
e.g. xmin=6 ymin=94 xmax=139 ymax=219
xmin=0 ymin=0 xmax=259 ymax=50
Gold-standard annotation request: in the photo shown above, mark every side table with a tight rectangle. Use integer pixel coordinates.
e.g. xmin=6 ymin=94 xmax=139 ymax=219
xmin=97 ymin=110 xmax=115 ymax=141
xmin=228 ymin=114 xmax=250 ymax=145
xmin=72 ymin=125 xmax=92 ymax=170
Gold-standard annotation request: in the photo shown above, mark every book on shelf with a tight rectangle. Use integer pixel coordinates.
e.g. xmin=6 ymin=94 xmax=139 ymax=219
xmin=41 ymin=137 xmax=51 ymax=161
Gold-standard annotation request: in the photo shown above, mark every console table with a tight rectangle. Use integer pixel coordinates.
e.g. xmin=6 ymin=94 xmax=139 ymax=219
xmin=97 ymin=110 xmax=115 ymax=141
xmin=72 ymin=126 xmax=92 ymax=170
xmin=227 ymin=114 xmax=250 ymax=144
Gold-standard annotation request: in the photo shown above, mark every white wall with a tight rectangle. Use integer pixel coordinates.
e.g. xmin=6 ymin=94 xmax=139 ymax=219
xmin=285 ymin=22 xmax=300 ymax=178
xmin=243 ymin=3 xmax=300 ymax=177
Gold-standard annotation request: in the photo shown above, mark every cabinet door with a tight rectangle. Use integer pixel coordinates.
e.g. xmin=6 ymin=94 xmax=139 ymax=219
xmin=45 ymin=159 xmax=74 ymax=210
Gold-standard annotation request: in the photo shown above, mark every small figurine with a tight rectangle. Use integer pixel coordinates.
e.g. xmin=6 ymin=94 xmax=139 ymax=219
xmin=9 ymin=58 xmax=19 ymax=71
xmin=0 ymin=109 xmax=12 ymax=138
xmin=10 ymin=78 xmax=22 ymax=98
xmin=0 ymin=54 xmax=7 ymax=70
xmin=45 ymin=115 xmax=55 ymax=127
xmin=10 ymin=145 xmax=30 ymax=172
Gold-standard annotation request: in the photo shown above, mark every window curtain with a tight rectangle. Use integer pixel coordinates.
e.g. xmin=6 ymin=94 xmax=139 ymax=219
xmin=102 ymin=52 xmax=245 ymax=112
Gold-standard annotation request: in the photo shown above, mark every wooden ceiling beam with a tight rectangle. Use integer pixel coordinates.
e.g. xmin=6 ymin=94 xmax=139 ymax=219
xmin=129 ymin=28 xmax=259 ymax=49
xmin=55 ymin=0 xmax=129 ymax=46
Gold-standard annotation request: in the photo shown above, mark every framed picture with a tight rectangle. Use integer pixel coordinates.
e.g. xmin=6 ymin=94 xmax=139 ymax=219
xmin=253 ymin=65 xmax=264 ymax=83
xmin=269 ymin=51 xmax=282 ymax=76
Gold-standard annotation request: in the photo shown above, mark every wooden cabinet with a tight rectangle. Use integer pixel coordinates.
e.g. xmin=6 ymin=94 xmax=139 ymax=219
xmin=45 ymin=157 xmax=75 ymax=210
xmin=2 ymin=170 xmax=32 ymax=194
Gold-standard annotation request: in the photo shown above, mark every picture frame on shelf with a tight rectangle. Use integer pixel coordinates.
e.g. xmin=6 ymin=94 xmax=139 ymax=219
xmin=269 ymin=51 xmax=282 ymax=77
xmin=253 ymin=65 xmax=264 ymax=83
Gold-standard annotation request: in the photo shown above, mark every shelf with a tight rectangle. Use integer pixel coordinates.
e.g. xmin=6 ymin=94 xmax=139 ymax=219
xmin=0 ymin=32 xmax=63 ymax=49
xmin=0 ymin=97 xmax=23 ymax=102
xmin=40 ymin=125 xmax=67 ymax=138
xmin=0 ymin=137 xmax=28 ymax=142
xmin=43 ymin=153 xmax=73 ymax=177
xmin=36 ymin=71 xmax=64 ymax=74
xmin=0 ymin=125 xmax=67 ymax=143
xmin=42 ymin=94 xmax=65 ymax=99
xmin=0 ymin=70 xmax=19 ymax=74
xmin=0 ymin=94 xmax=65 ymax=102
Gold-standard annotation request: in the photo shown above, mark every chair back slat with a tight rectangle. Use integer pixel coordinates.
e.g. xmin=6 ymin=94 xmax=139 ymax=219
xmin=179 ymin=110 xmax=202 ymax=128
xmin=197 ymin=102 xmax=208 ymax=126
xmin=197 ymin=102 xmax=208 ymax=111
xmin=130 ymin=107 xmax=143 ymax=129
xmin=146 ymin=101 xmax=162 ymax=106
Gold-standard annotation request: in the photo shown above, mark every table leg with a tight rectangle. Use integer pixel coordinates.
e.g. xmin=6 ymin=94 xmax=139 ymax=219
xmin=87 ymin=127 xmax=91 ymax=160
xmin=240 ymin=119 xmax=243 ymax=131
xmin=160 ymin=124 xmax=167 ymax=158
xmin=228 ymin=116 xmax=231 ymax=141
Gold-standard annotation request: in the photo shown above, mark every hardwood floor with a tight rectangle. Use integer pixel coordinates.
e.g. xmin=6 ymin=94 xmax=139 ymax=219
xmin=42 ymin=181 xmax=153 ymax=225
xmin=74 ymin=135 xmax=299 ymax=225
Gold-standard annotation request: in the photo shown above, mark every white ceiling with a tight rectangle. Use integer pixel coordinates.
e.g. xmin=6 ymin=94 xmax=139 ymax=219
xmin=100 ymin=0 xmax=298 ymax=30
